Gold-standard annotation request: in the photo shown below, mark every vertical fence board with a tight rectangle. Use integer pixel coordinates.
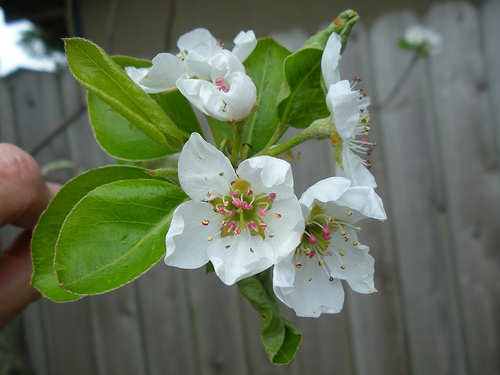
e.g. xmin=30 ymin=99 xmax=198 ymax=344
xmin=426 ymin=3 xmax=500 ymax=375
xmin=186 ymin=269 xmax=249 ymax=375
xmin=340 ymin=22 xmax=409 ymax=375
xmin=136 ymin=264 xmax=197 ymax=375
xmin=370 ymin=9 xmax=469 ymax=375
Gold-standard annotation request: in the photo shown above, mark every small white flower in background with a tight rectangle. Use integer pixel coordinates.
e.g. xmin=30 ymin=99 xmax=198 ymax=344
xmin=125 ymin=28 xmax=257 ymax=93
xmin=320 ymin=32 xmax=377 ymax=188
xmin=273 ymin=177 xmax=386 ymax=318
xmin=176 ymin=50 xmax=257 ymax=122
xmin=401 ymin=24 xmax=442 ymax=56
xmin=165 ymin=133 xmax=303 ymax=286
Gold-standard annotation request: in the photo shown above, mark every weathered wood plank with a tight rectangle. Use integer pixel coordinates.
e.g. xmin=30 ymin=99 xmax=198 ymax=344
xmin=340 ymin=21 xmax=409 ymax=375
xmin=370 ymin=9 xmax=468 ymax=375
xmin=426 ymin=2 xmax=500 ymax=374
xmin=136 ymin=264 xmax=198 ymax=375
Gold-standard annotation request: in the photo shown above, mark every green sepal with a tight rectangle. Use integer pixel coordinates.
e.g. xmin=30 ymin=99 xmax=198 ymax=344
xmin=54 ymin=179 xmax=188 ymax=296
xmin=64 ymin=38 xmax=184 ymax=152
xmin=31 ymin=165 xmax=161 ymax=301
xmin=237 ymin=269 xmax=301 ymax=365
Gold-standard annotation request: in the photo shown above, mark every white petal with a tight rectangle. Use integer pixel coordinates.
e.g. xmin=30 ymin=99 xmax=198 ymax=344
xmin=325 ymin=235 xmax=377 ymax=294
xmin=326 ymin=80 xmax=360 ymax=140
xmin=237 ymin=156 xmax=295 ymax=199
xmin=335 ymin=184 xmax=387 ymax=221
xmin=208 ymin=234 xmax=274 ymax=285
xmin=274 ymin=256 xmax=345 ymax=317
xmin=209 ymin=51 xmax=246 ymax=78
xmin=218 ymin=72 xmax=257 ymax=120
xmin=125 ymin=66 xmax=165 ymax=94
xmin=178 ymin=133 xmax=237 ymax=201
xmin=177 ymin=72 xmax=256 ymax=122
xmin=299 ymin=177 xmax=351 ymax=211
xmin=164 ymin=200 xmax=213 ymax=269
xmin=177 ymin=28 xmax=216 ymax=52
xmin=263 ymin=196 xmax=304 ymax=263
xmin=321 ymin=32 xmax=342 ymax=87
xmin=338 ymin=147 xmax=377 ymax=189
xmin=232 ymin=30 xmax=258 ymax=62
xmin=139 ymin=53 xmax=186 ymax=92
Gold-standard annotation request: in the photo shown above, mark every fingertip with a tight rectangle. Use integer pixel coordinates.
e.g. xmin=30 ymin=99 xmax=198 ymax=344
xmin=0 ymin=143 xmax=54 ymax=230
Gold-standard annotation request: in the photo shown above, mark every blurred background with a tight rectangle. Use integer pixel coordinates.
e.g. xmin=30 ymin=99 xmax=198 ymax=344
xmin=0 ymin=0 xmax=498 ymax=374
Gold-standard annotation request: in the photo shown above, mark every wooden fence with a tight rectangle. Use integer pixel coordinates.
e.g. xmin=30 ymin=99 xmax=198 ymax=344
xmin=1 ymin=1 xmax=499 ymax=374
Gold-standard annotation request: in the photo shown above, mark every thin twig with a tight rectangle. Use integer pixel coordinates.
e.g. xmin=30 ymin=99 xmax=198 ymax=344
xmin=29 ymin=104 xmax=87 ymax=157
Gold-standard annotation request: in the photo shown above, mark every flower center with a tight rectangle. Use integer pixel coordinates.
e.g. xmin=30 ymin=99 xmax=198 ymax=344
xmin=203 ymin=178 xmax=278 ymax=243
xmin=295 ymin=205 xmax=361 ymax=281
xmin=215 ymin=77 xmax=230 ymax=93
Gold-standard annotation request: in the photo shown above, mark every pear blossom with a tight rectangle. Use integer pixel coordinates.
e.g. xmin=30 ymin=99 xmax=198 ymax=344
xmin=327 ymin=79 xmax=377 ymax=188
xmin=165 ymin=133 xmax=303 ymax=286
xmin=176 ymin=50 xmax=257 ymax=122
xmin=273 ymin=177 xmax=386 ymax=317
xmin=401 ymin=24 xmax=442 ymax=56
xmin=125 ymin=28 xmax=257 ymax=93
xmin=320 ymin=31 xmax=377 ymax=188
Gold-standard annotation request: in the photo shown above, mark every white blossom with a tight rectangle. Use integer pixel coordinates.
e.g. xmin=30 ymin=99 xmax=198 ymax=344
xmin=273 ymin=177 xmax=386 ymax=317
xmin=403 ymin=25 xmax=442 ymax=56
xmin=176 ymin=50 xmax=257 ymax=122
xmin=165 ymin=133 xmax=303 ymax=286
xmin=125 ymin=28 xmax=257 ymax=93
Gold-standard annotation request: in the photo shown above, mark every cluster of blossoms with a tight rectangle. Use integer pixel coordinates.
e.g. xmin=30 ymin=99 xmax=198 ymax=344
xmin=129 ymin=29 xmax=386 ymax=318
xmin=126 ymin=28 xmax=257 ymax=122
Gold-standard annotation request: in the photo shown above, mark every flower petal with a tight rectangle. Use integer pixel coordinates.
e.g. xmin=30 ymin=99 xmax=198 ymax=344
xmin=321 ymin=32 xmax=342 ymax=88
xmin=125 ymin=66 xmax=164 ymax=94
xmin=164 ymin=200 xmax=214 ymax=269
xmin=208 ymin=234 xmax=274 ymax=285
xmin=326 ymin=80 xmax=360 ymax=141
xmin=232 ymin=30 xmax=257 ymax=62
xmin=237 ymin=156 xmax=295 ymax=199
xmin=335 ymin=184 xmax=387 ymax=221
xmin=178 ymin=133 xmax=237 ymax=201
xmin=299 ymin=177 xmax=351 ymax=211
xmin=325 ymin=235 xmax=377 ymax=294
xmin=263 ymin=196 xmax=303 ymax=263
xmin=274 ymin=256 xmax=346 ymax=317
xmin=138 ymin=53 xmax=186 ymax=92
xmin=337 ymin=147 xmax=377 ymax=189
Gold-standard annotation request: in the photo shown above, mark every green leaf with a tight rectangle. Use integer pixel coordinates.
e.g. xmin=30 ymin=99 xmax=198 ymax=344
xmin=54 ymin=179 xmax=187 ymax=295
xmin=88 ymin=93 xmax=174 ymax=160
xmin=276 ymin=10 xmax=359 ymax=129
xmin=32 ymin=165 xmax=158 ymax=302
xmin=64 ymin=38 xmax=184 ymax=152
xmin=276 ymin=48 xmax=330 ymax=129
xmin=151 ymin=89 xmax=203 ymax=137
xmin=242 ymin=37 xmax=291 ymax=157
xmin=237 ymin=270 xmax=301 ymax=364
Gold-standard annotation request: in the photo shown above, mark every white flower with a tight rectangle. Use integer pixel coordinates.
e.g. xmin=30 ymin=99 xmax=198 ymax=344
xmin=320 ymin=33 xmax=376 ymax=188
xmin=402 ymin=25 xmax=442 ymax=56
xmin=273 ymin=177 xmax=386 ymax=317
xmin=165 ymin=133 xmax=303 ymax=286
xmin=125 ymin=28 xmax=257 ymax=93
xmin=176 ymin=50 xmax=257 ymax=122
xmin=327 ymin=79 xmax=377 ymax=188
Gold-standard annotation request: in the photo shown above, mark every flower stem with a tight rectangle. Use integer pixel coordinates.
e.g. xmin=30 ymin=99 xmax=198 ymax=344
xmin=256 ymin=116 xmax=335 ymax=158
xmin=229 ymin=118 xmax=247 ymax=166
